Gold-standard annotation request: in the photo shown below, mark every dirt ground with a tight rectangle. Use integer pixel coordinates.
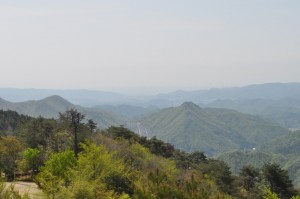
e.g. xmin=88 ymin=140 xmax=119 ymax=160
xmin=5 ymin=181 xmax=45 ymax=199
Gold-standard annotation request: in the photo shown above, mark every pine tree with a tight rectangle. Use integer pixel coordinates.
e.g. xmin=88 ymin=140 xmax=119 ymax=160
xmin=262 ymin=163 xmax=297 ymax=199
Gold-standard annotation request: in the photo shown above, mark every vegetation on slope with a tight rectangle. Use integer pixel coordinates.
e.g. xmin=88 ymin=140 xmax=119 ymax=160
xmin=138 ymin=102 xmax=288 ymax=155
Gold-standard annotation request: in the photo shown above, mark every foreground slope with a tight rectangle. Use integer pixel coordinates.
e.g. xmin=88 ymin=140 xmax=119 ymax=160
xmin=138 ymin=102 xmax=288 ymax=155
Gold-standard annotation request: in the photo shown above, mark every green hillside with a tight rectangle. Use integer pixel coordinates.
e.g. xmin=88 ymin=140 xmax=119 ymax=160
xmin=215 ymin=150 xmax=282 ymax=173
xmin=261 ymin=130 xmax=300 ymax=155
xmin=97 ymin=104 xmax=156 ymax=119
xmin=205 ymin=108 xmax=288 ymax=145
xmin=216 ymin=131 xmax=300 ymax=188
xmin=138 ymin=102 xmax=288 ymax=155
xmin=215 ymin=150 xmax=300 ymax=188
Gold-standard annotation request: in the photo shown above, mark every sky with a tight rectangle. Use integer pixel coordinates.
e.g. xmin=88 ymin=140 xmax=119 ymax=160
xmin=0 ymin=0 xmax=300 ymax=94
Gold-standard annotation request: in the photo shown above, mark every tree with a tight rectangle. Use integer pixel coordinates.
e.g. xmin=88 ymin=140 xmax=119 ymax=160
xmin=86 ymin=119 xmax=97 ymax=133
xmin=199 ymin=159 xmax=235 ymax=194
xmin=0 ymin=136 xmax=24 ymax=181
xmin=16 ymin=117 xmax=55 ymax=149
xmin=239 ymin=165 xmax=260 ymax=191
xmin=22 ymin=148 xmax=42 ymax=176
xmin=59 ymin=109 xmax=85 ymax=157
xmin=36 ymin=150 xmax=77 ymax=198
xmin=262 ymin=163 xmax=297 ymax=199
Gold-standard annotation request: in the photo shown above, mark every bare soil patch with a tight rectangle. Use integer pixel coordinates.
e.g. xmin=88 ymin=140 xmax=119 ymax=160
xmin=5 ymin=181 xmax=45 ymax=199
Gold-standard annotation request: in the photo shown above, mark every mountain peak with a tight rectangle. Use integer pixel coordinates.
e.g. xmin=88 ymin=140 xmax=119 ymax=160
xmin=42 ymin=95 xmax=69 ymax=102
xmin=180 ymin=101 xmax=200 ymax=109
xmin=40 ymin=95 xmax=74 ymax=107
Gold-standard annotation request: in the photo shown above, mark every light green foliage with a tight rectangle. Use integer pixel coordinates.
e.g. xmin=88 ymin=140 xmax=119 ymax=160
xmin=263 ymin=188 xmax=280 ymax=199
xmin=36 ymin=150 xmax=77 ymax=198
xmin=41 ymin=150 xmax=76 ymax=179
xmin=76 ymin=143 xmax=125 ymax=181
xmin=22 ymin=148 xmax=41 ymax=174
xmin=55 ymin=143 xmax=132 ymax=198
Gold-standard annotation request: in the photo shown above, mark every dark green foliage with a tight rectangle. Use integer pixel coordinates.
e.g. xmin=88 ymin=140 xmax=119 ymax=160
xmin=105 ymin=126 xmax=177 ymax=158
xmin=142 ymin=136 xmax=176 ymax=158
xmin=263 ymin=163 xmax=297 ymax=199
xmin=59 ymin=109 xmax=86 ymax=157
xmin=16 ymin=117 xmax=55 ymax=149
xmin=105 ymin=126 xmax=141 ymax=141
xmin=0 ymin=110 xmax=31 ymax=135
xmin=199 ymin=159 xmax=235 ymax=194
xmin=239 ymin=166 xmax=260 ymax=191
xmin=104 ymin=172 xmax=134 ymax=196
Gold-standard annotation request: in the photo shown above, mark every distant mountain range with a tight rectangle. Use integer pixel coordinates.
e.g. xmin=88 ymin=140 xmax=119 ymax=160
xmin=1 ymin=82 xmax=300 ymax=107
xmin=206 ymin=98 xmax=300 ymax=128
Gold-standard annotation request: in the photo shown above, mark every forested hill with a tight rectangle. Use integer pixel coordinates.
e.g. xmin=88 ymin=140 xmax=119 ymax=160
xmin=137 ymin=102 xmax=289 ymax=155
xmin=0 ymin=95 xmax=124 ymax=128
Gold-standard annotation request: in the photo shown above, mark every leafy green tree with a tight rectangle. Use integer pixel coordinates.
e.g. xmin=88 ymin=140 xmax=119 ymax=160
xmin=263 ymin=188 xmax=280 ymax=199
xmin=36 ymin=150 xmax=77 ymax=198
xmin=56 ymin=143 xmax=131 ymax=198
xmin=0 ymin=136 xmax=24 ymax=181
xmin=22 ymin=148 xmax=41 ymax=176
xmin=263 ymin=163 xmax=297 ymax=199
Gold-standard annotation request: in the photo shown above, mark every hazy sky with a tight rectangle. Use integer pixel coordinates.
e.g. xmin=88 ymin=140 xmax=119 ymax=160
xmin=1 ymin=0 xmax=300 ymax=94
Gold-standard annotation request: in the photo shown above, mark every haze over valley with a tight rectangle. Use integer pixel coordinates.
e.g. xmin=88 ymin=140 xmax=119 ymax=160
xmin=1 ymin=0 xmax=300 ymax=198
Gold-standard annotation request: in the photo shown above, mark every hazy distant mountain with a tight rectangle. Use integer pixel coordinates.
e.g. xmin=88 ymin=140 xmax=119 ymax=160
xmin=0 ymin=95 xmax=75 ymax=118
xmin=0 ymin=88 xmax=127 ymax=106
xmin=0 ymin=95 xmax=125 ymax=128
xmin=207 ymin=98 xmax=300 ymax=128
xmin=154 ymin=83 xmax=300 ymax=105
xmin=136 ymin=102 xmax=288 ymax=155
xmin=1 ymin=83 xmax=300 ymax=107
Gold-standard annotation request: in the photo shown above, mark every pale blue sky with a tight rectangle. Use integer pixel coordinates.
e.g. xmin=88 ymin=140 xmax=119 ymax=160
xmin=1 ymin=0 xmax=300 ymax=94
